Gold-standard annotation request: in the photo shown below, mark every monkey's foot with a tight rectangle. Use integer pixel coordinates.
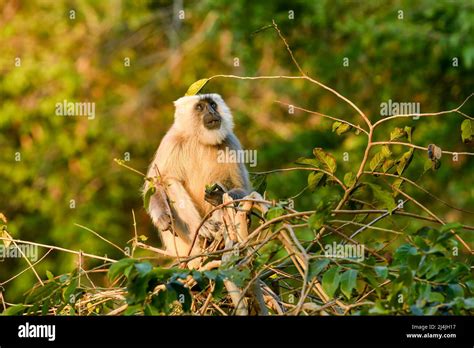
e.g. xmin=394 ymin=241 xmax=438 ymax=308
xmin=152 ymin=213 xmax=172 ymax=232
xmin=199 ymin=219 xmax=224 ymax=241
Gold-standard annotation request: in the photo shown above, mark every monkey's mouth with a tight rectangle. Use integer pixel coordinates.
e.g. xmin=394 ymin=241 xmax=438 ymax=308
xmin=204 ymin=116 xmax=221 ymax=130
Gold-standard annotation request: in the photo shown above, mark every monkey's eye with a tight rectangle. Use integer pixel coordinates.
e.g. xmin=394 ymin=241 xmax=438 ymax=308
xmin=195 ymin=103 xmax=203 ymax=112
xmin=210 ymin=102 xmax=217 ymax=110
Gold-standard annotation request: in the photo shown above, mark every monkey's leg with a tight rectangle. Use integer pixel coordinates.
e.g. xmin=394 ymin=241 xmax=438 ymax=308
xmin=148 ymin=185 xmax=172 ymax=231
xmin=166 ymin=180 xmax=222 ymax=250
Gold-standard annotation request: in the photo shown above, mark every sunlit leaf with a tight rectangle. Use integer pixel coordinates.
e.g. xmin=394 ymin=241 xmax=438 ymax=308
xmin=313 ymin=148 xmax=337 ymax=174
xmin=390 ymin=127 xmax=406 ymax=141
xmin=185 ymin=78 xmax=209 ymax=96
xmin=332 ymin=121 xmax=351 ymax=135
xmin=461 ymin=119 xmax=473 ymax=143
xmin=396 ymin=149 xmax=414 ymax=175
xmin=404 ymin=126 xmax=413 ymax=143
xmin=381 ymin=145 xmax=392 ymax=158
xmin=343 ymin=172 xmax=355 ymax=187
xmin=295 ymin=157 xmax=319 ymax=167
xmin=308 ymin=172 xmax=325 ymax=191
xmin=143 ymin=186 xmax=156 ymax=210
xmin=382 ymin=159 xmax=394 ymax=173
xmin=370 ymin=151 xmax=385 ymax=172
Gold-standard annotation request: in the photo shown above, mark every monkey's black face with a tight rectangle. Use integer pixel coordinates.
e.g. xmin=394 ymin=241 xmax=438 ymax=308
xmin=195 ymin=98 xmax=221 ymax=130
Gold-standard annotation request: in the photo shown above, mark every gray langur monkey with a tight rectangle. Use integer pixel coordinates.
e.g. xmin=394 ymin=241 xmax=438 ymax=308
xmin=143 ymin=93 xmax=251 ymax=266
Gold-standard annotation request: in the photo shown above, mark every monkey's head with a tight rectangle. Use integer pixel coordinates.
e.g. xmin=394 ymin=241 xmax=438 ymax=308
xmin=173 ymin=93 xmax=234 ymax=145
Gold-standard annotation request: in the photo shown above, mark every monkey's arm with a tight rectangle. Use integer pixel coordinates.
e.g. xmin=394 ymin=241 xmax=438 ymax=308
xmin=166 ymin=179 xmax=223 ymax=242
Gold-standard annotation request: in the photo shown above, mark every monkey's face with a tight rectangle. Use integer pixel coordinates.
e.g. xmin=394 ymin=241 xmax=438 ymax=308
xmin=173 ymin=94 xmax=234 ymax=145
xmin=195 ymin=98 xmax=221 ymax=130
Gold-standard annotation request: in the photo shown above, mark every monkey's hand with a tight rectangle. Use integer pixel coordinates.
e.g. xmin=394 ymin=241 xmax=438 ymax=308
xmin=204 ymin=183 xmax=226 ymax=206
xmin=199 ymin=219 xmax=223 ymax=240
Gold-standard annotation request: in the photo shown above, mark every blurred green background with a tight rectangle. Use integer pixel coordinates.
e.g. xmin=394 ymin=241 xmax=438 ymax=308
xmin=0 ymin=0 xmax=473 ymax=302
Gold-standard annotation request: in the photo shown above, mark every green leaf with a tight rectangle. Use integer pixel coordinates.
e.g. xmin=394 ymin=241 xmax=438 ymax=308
xmin=398 ymin=266 xmax=413 ymax=287
xmin=313 ymin=148 xmax=337 ymax=174
xmin=390 ymin=127 xmax=406 ymax=141
xmin=466 ymin=280 xmax=474 ymax=293
xmin=396 ymin=149 xmax=414 ymax=175
xmin=340 ymin=269 xmax=358 ymax=299
xmin=185 ymin=78 xmax=209 ymax=96
xmin=332 ymin=121 xmax=351 ymax=135
xmin=308 ymin=172 xmax=325 ymax=191
xmin=447 ymin=284 xmax=464 ymax=299
xmin=25 ymin=282 xmax=59 ymax=304
xmin=168 ymin=281 xmax=192 ymax=312
xmin=404 ymin=126 xmax=413 ymax=143
xmin=461 ymin=119 xmax=473 ymax=143
xmin=332 ymin=121 xmax=341 ymax=132
xmin=374 ymin=266 xmax=388 ymax=279
xmin=212 ymin=275 xmax=225 ymax=299
xmin=381 ymin=145 xmax=392 ymax=158
xmin=392 ymin=178 xmax=404 ymax=197
xmin=64 ymin=277 xmax=78 ymax=303
xmin=124 ymin=304 xmax=142 ymax=316
xmin=295 ymin=157 xmax=319 ymax=167
xmin=265 ymin=206 xmax=285 ymax=220
xmin=343 ymin=172 xmax=355 ymax=187
xmin=2 ymin=305 xmax=26 ymax=316
xmin=192 ymin=271 xmax=207 ymax=289
xmin=46 ymin=270 xmax=54 ymax=281
xmin=135 ymin=262 xmax=153 ymax=277
xmin=144 ymin=304 xmax=160 ymax=315
xmin=382 ymin=159 xmax=394 ymax=173
xmin=368 ymin=183 xmax=396 ymax=211
xmin=308 ymin=259 xmax=330 ymax=280
xmin=428 ymin=292 xmax=445 ymax=303
xmin=322 ymin=266 xmax=341 ymax=298
xmin=370 ymin=151 xmax=385 ymax=172
xmin=108 ymin=258 xmax=136 ymax=281
xmin=143 ymin=186 xmax=156 ymax=210
xmin=368 ymin=301 xmax=389 ymax=314
xmin=308 ymin=212 xmax=326 ymax=230
xmin=463 ymin=298 xmax=474 ymax=309
xmin=440 ymin=222 xmax=462 ymax=233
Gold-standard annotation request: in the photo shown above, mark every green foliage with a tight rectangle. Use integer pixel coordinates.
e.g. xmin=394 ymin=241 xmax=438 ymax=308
xmin=461 ymin=119 xmax=473 ymax=143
